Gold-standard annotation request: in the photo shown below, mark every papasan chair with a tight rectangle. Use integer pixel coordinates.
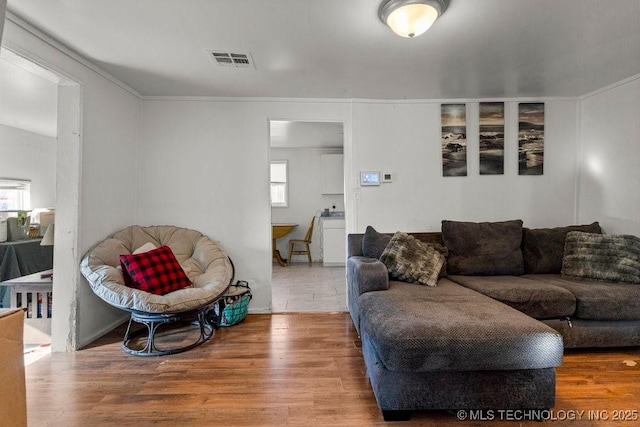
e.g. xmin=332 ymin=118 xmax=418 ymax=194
xmin=80 ymin=225 xmax=234 ymax=356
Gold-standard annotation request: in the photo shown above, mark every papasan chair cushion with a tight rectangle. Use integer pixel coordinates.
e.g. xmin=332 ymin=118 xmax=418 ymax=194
xmin=80 ymin=225 xmax=235 ymax=356
xmin=81 ymin=225 xmax=234 ymax=313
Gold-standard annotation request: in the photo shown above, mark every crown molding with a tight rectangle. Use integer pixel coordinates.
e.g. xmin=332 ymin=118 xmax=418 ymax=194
xmin=580 ymin=72 xmax=640 ymax=101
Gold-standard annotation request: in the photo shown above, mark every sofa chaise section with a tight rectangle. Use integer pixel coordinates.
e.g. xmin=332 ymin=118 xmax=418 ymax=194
xmin=358 ymin=279 xmax=562 ymax=373
xmin=347 ymin=248 xmax=564 ymax=420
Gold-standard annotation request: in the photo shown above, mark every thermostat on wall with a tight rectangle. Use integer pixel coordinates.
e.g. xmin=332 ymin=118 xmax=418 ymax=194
xmin=360 ymin=171 xmax=381 ymax=186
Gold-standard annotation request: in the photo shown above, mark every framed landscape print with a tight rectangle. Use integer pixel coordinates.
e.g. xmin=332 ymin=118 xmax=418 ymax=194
xmin=441 ymin=104 xmax=467 ymax=177
xmin=518 ymin=103 xmax=544 ymax=175
xmin=479 ymin=102 xmax=504 ymax=175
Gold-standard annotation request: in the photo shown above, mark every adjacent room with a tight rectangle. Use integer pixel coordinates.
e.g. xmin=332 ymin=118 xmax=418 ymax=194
xmin=269 ymin=120 xmax=347 ymax=312
xmin=0 ymin=50 xmax=57 ymax=364
xmin=1 ymin=0 xmax=639 ymax=425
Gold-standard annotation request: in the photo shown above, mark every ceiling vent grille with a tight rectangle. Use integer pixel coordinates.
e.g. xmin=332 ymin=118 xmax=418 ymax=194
xmin=208 ymin=51 xmax=255 ymax=69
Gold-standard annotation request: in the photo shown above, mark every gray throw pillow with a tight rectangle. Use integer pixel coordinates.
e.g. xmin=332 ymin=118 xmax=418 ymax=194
xmin=522 ymin=222 xmax=602 ymax=274
xmin=442 ymin=219 xmax=525 ymax=275
xmin=380 ymin=232 xmax=445 ymax=287
xmin=362 ymin=226 xmax=391 ymax=259
xmin=562 ymin=231 xmax=640 ymax=283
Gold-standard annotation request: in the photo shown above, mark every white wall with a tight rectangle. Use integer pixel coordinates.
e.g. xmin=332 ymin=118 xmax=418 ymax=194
xmin=270 ymin=147 xmax=344 ymax=262
xmin=140 ymin=97 xmax=581 ymax=312
xmin=578 ymin=75 xmax=640 ymax=235
xmin=138 ymin=99 xmax=351 ymax=313
xmin=0 ymin=0 xmax=5 ymax=45
xmin=3 ymin=16 xmax=140 ymax=349
xmin=351 ymin=100 xmax=580 ymax=233
xmin=0 ymin=123 xmax=56 ymax=208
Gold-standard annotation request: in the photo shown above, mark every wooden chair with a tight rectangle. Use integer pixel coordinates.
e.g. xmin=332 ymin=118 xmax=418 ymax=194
xmin=287 ymin=216 xmax=315 ymax=266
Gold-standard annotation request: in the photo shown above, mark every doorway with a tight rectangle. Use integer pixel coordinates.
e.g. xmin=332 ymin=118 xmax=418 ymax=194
xmin=269 ymin=120 xmax=347 ymax=312
xmin=0 ymin=46 xmax=82 ymax=352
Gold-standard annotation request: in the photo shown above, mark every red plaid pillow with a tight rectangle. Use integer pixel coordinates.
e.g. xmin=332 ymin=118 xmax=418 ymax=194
xmin=119 ymin=245 xmax=192 ymax=295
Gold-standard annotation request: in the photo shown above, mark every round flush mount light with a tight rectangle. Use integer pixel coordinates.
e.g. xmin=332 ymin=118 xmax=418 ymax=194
xmin=379 ymin=0 xmax=449 ymax=38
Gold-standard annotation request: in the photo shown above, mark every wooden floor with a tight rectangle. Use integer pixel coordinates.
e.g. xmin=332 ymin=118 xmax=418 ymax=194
xmin=25 ymin=313 xmax=640 ymax=426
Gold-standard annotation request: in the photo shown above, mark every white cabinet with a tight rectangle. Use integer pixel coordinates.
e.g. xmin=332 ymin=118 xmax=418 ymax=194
xmin=322 ymin=218 xmax=346 ymax=266
xmin=321 ymin=154 xmax=344 ymax=194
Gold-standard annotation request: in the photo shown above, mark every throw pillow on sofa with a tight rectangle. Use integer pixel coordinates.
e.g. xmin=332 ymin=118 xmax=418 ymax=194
xmin=363 ymin=225 xmax=449 ymax=277
xmin=362 ymin=225 xmax=392 ymax=259
xmin=380 ymin=232 xmax=445 ymax=287
xmin=442 ymin=219 xmax=525 ymax=275
xmin=120 ymin=245 xmax=193 ymax=295
xmin=562 ymin=231 xmax=640 ymax=284
xmin=522 ymin=222 xmax=602 ymax=274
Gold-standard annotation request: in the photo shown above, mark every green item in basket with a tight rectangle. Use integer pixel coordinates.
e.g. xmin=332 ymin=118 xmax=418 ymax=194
xmin=220 ymin=281 xmax=251 ymax=327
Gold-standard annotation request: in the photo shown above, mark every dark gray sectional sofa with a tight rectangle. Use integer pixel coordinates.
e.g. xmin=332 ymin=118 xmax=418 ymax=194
xmin=347 ymin=220 xmax=640 ymax=421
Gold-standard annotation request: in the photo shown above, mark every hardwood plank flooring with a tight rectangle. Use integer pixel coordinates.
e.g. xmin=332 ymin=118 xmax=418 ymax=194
xmin=25 ymin=313 xmax=640 ymax=426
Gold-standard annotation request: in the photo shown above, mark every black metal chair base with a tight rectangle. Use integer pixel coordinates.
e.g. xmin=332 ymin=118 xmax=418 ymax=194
xmin=123 ymin=302 xmax=221 ymax=356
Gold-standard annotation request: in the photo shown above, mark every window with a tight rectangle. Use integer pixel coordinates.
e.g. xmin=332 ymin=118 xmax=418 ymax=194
xmin=270 ymin=161 xmax=288 ymax=207
xmin=0 ymin=179 xmax=31 ymax=211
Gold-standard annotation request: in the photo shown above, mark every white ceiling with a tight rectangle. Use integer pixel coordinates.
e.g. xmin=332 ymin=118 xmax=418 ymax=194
xmin=5 ymin=0 xmax=640 ymax=100
xmin=0 ymin=50 xmax=58 ymax=137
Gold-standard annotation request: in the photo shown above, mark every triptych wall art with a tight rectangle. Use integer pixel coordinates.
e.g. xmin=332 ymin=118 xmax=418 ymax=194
xmin=441 ymin=104 xmax=468 ymax=177
xmin=518 ymin=103 xmax=545 ymax=175
xmin=440 ymin=102 xmax=544 ymax=177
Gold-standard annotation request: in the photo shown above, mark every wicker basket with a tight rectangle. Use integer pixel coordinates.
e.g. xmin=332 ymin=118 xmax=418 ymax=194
xmin=219 ymin=281 xmax=251 ymax=327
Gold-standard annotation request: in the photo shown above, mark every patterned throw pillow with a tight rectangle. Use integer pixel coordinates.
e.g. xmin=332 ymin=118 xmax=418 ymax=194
xmin=119 ymin=242 xmax=159 ymax=286
xmin=562 ymin=231 xmax=640 ymax=283
xmin=522 ymin=222 xmax=602 ymax=274
xmin=380 ymin=232 xmax=445 ymax=287
xmin=120 ymin=245 xmax=193 ymax=295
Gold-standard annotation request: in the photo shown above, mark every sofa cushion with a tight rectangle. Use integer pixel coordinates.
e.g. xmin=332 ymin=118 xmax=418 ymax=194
xmin=449 ymin=275 xmax=576 ymax=319
xmin=380 ymin=232 xmax=444 ymax=287
xmin=442 ymin=219 xmax=524 ymax=275
xmin=523 ymin=274 xmax=640 ymax=321
xmin=561 ymin=231 xmax=640 ymax=284
xmin=362 ymin=226 xmax=391 ymax=259
xmin=357 ymin=279 xmax=563 ymax=372
xmin=120 ymin=245 xmax=193 ymax=295
xmin=522 ymin=222 xmax=602 ymax=274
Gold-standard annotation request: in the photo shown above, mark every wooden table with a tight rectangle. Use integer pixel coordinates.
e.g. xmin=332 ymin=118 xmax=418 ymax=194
xmin=272 ymin=223 xmax=297 ymax=266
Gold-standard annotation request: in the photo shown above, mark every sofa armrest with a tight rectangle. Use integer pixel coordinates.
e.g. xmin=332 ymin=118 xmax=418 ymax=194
xmin=347 ymin=256 xmax=389 ymax=296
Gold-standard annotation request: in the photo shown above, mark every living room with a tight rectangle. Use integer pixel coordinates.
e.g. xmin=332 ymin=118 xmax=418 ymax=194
xmin=1 ymin=0 xmax=639 ymax=425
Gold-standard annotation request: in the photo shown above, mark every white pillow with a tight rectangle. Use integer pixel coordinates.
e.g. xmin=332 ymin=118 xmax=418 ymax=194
xmin=133 ymin=242 xmax=158 ymax=255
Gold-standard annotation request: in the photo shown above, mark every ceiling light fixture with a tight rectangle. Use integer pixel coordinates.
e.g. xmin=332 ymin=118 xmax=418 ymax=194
xmin=379 ymin=0 xmax=448 ymax=38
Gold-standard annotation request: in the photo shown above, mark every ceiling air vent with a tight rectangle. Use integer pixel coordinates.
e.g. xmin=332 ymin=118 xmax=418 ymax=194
xmin=208 ymin=51 xmax=255 ymax=69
